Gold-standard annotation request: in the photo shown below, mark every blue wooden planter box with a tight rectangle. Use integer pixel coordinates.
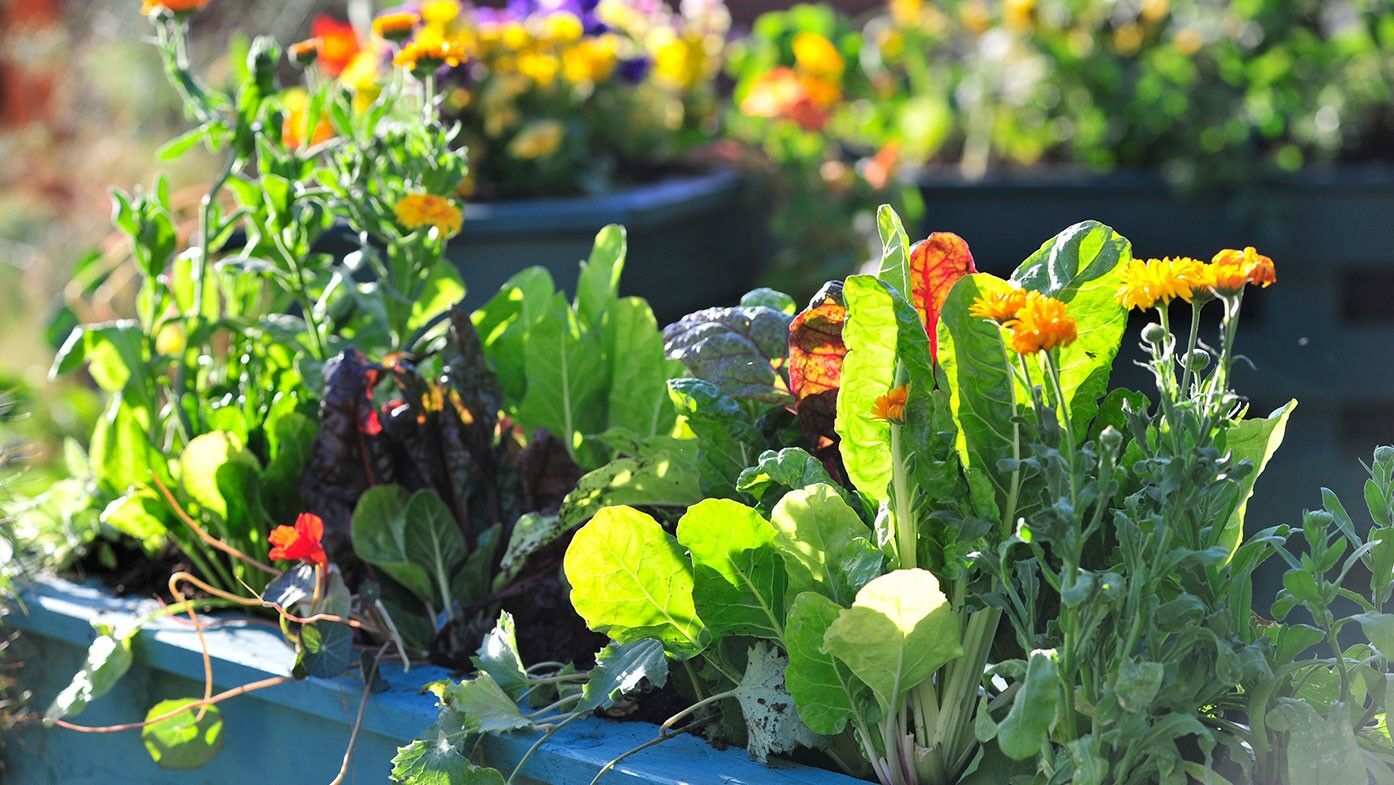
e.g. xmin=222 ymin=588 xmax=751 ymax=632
xmin=450 ymin=169 xmax=768 ymax=323
xmin=4 ymin=576 xmax=857 ymax=785
xmin=915 ymin=166 xmax=1394 ymax=602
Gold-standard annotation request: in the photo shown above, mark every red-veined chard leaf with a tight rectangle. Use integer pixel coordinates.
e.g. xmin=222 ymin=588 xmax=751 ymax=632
xmin=788 ymin=280 xmax=847 ymax=458
xmin=909 ymin=232 xmax=977 ymax=361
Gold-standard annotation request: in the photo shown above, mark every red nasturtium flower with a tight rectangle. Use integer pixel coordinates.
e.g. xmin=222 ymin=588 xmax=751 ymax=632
xmin=311 ymin=15 xmax=361 ymax=77
xmin=268 ymin=513 xmax=328 ymax=567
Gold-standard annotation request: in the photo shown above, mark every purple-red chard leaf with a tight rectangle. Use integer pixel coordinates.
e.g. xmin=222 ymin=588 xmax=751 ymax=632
xmin=787 ymin=281 xmax=847 ymax=461
xmin=909 ymin=232 xmax=977 ymax=361
xmin=663 ymin=305 xmax=794 ymax=404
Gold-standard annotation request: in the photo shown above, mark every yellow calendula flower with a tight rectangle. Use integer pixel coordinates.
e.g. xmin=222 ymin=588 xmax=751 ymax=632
xmin=871 ymin=384 xmax=909 ymax=424
xmin=142 ymin=0 xmax=208 ymax=16
xmin=793 ymin=32 xmax=844 ymax=79
xmin=539 ymin=12 xmax=585 ymax=45
xmin=1115 ymin=257 xmax=1204 ymax=310
xmin=393 ymin=39 xmax=467 ymax=73
xmin=890 ymin=0 xmax=924 ymax=26
xmin=1204 ymin=247 xmax=1276 ymax=295
xmin=1007 ymin=294 xmax=1077 ymax=355
xmin=652 ymin=31 xmax=710 ymax=90
xmin=970 ymin=286 xmax=1030 ymax=323
xmin=508 ymin=119 xmax=566 ymax=160
xmin=373 ymin=12 xmax=420 ymax=41
xmin=1004 ymin=0 xmax=1036 ymax=31
xmin=395 ymin=193 xmax=463 ymax=237
xmin=518 ymin=51 xmax=561 ymax=86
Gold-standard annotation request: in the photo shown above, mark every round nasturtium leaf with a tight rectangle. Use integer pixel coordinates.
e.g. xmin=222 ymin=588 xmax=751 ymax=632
xmin=141 ymin=699 xmax=225 ymax=770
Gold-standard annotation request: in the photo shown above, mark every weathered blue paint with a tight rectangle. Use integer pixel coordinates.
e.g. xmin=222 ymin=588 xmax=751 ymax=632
xmin=5 ymin=577 xmax=861 ymax=785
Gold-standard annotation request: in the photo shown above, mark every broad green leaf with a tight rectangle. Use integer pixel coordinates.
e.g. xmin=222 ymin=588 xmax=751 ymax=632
xmin=403 ymin=490 xmax=469 ymax=608
xmin=575 ymin=224 xmax=626 ymax=334
xmin=1009 ymin=221 xmax=1132 ymax=437
xmin=936 ymin=274 xmax=1018 ymax=503
xmin=391 ymin=734 xmax=503 ymax=785
xmin=474 ymin=267 xmax=555 ymax=404
xmin=179 ymin=431 xmax=257 ymax=521
xmin=1277 ymin=700 xmax=1367 ymax=785
xmin=89 ymin=397 xmax=156 ymax=495
xmin=408 ymin=263 xmax=466 ymax=335
xmin=1115 ymin=660 xmax=1164 ymax=712
xmin=298 ymin=619 xmax=354 ymax=679
xmin=668 ymin=378 xmax=764 ymax=498
xmin=736 ymin=642 xmax=819 ymax=763
xmin=604 ymin=296 xmax=674 ymax=438
xmin=473 ymin=612 xmax=529 ymax=699
xmin=516 ymin=292 xmax=606 ymax=467
xmin=997 ymin=650 xmax=1060 ymax=761
xmin=578 ymin=639 xmax=669 ymax=713
xmin=770 ymin=484 xmax=869 ymax=605
xmin=1354 ymin=613 xmax=1394 ymax=661
xmin=441 ymin=673 xmax=531 ymax=733
xmin=563 ymin=505 xmax=708 ymax=658
xmin=351 ymin=485 xmax=434 ymax=605
xmin=676 ymin=498 xmax=787 ymax=639
xmin=51 ymin=320 xmax=147 ymax=396
xmin=1217 ymin=400 xmax=1296 ymax=557
xmin=823 ymin=569 xmax=963 ymax=714
xmin=559 ymin=437 xmax=702 ymax=529
xmin=141 ymin=700 xmax=224 ymax=770
xmin=44 ymin=621 xmax=138 ymax=722
xmin=785 ymin=591 xmax=869 ymax=735
xmin=875 ymin=204 xmax=913 ymax=300
xmin=100 ymin=489 xmax=169 ymax=553
xmin=835 ymin=274 xmax=953 ymax=513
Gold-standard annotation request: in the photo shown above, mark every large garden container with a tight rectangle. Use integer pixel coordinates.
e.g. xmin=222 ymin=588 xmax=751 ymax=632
xmin=3 ymin=576 xmax=856 ymax=785
xmin=916 ymin=166 xmax=1394 ymax=594
xmin=447 ymin=169 xmax=768 ymax=323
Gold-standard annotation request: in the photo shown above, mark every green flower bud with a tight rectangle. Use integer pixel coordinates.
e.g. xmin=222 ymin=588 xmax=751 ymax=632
xmin=1141 ymin=322 xmax=1167 ymax=347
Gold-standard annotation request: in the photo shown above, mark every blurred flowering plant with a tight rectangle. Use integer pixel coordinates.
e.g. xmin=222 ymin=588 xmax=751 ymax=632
xmin=337 ymin=0 xmax=730 ymax=199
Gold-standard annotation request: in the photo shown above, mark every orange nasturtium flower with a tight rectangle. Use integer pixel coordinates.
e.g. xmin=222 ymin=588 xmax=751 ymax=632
xmin=871 ymin=384 xmax=910 ymax=424
xmin=1007 ymin=294 xmax=1077 ymax=355
xmin=268 ymin=513 xmax=328 ymax=567
xmin=372 ymin=12 xmax=421 ymax=42
xmin=281 ymin=88 xmax=334 ymax=149
xmin=969 ymin=286 xmax=1030 ymax=323
xmin=394 ymin=39 xmax=468 ymax=75
xmin=312 ymin=15 xmax=362 ymax=77
xmin=141 ymin=0 xmax=209 ymax=15
xmin=395 ymin=193 xmax=464 ymax=237
xmin=1115 ymin=257 xmax=1204 ymax=311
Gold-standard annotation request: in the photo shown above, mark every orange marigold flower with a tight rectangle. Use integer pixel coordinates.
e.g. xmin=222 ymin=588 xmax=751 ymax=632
xmin=281 ymin=88 xmax=334 ymax=149
xmin=141 ymin=0 xmax=209 ymax=16
xmin=395 ymin=193 xmax=463 ymax=237
xmin=288 ymin=38 xmax=321 ymax=68
xmin=1115 ymin=256 xmax=1204 ymax=310
xmin=312 ymin=15 xmax=362 ymax=77
xmin=740 ymin=68 xmax=835 ymax=132
xmin=1207 ymin=246 xmax=1275 ymax=294
xmin=969 ymin=286 xmax=1029 ymax=323
xmin=1007 ymin=294 xmax=1077 ymax=355
xmin=871 ymin=384 xmax=909 ymax=424
xmin=394 ymin=39 xmax=467 ymax=74
xmin=268 ymin=513 xmax=327 ymax=566
xmin=372 ymin=12 xmax=420 ymax=42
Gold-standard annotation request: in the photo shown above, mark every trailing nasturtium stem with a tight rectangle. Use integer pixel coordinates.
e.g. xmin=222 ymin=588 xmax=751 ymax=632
xmin=53 ymin=675 xmax=292 ymax=734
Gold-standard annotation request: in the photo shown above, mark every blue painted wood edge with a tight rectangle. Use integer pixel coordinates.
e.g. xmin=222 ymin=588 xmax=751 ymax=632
xmin=460 ymin=169 xmax=744 ymax=236
xmin=8 ymin=576 xmax=862 ymax=785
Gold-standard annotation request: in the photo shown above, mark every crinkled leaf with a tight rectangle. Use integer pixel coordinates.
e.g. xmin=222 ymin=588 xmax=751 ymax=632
xmin=663 ymin=305 xmax=793 ymax=404
xmin=908 ymin=232 xmax=976 ymax=360
xmin=474 ymin=611 xmax=529 ymax=699
xmin=668 ymin=378 xmax=764 ymax=499
xmin=736 ymin=447 xmax=857 ymax=516
xmin=676 ymin=498 xmax=787 ymax=639
xmin=141 ymin=699 xmax=224 ymax=770
xmin=736 ymin=642 xmax=819 ymax=763
xmin=785 ymin=592 xmax=869 ymax=735
xmin=441 ymin=673 xmax=531 ymax=734
xmin=391 ymin=735 xmax=503 ymax=785
xmin=559 ymin=437 xmax=702 ymax=529
xmin=563 ymin=506 xmax=707 ymax=658
xmin=741 ymin=287 xmax=797 ymax=314
xmin=44 ymin=621 xmax=138 ymax=722
xmin=578 ymin=638 xmax=669 ymax=713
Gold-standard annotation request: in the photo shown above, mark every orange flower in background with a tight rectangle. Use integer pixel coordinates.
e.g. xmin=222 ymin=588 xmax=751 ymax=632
xmin=268 ymin=513 xmax=327 ymax=567
xmin=970 ymin=286 xmax=1030 ymax=323
xmin=281 ymin=88 xmax=334 ymax=149
xmin=1115 ymin=257 xmax=1204 ymax=311
xmin=372 ymin=12 xmax=421 ymax=42
xmin=288 ymin=38 xmax=321 ymax=68
xmin=741 ymin=68 xmax=835 ymax=132
xmin=1007 ymin=294 xmax=1077 ymax=355
xmin=141 ymin=0 xmax=209 ymax=16
xmin=312 ymin=15 xmax=361 ymax=77
xmin=863 ymin=142 xmax=902 ymax=191
xmin=395 ymin=193 xmax=464 ymax=237
xmin=872 ymin=384 xmax=910 ymax=424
